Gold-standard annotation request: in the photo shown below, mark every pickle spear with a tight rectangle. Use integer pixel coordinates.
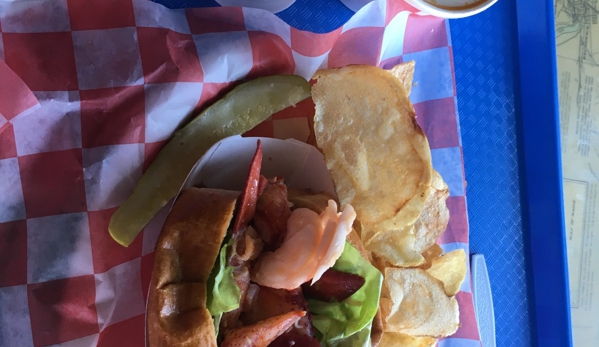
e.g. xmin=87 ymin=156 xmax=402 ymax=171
xmin=109 ymin=75 xmax=311 ymax=247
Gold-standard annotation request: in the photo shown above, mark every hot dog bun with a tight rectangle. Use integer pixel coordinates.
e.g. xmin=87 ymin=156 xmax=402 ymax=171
xmin=147 ymin=188 xmax=239 ymax=347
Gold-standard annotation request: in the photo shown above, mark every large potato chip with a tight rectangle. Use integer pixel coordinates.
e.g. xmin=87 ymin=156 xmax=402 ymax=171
xmin=312 ymin=65 xmax=433 ymax=261
xmin=308 ymin=62 xmax=415 ymax=148
xmin=389 ymin=60 xmax=416 ymax=96
xmin=381 ymin=268 xmax=459 ymax=337
xmin=426 ymin=249 xmax=467 ymax=296
xmin=378 ymin=332 xmax=436 ymax=347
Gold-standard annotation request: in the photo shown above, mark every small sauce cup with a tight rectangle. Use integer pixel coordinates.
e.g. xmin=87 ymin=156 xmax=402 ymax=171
xmin=405 ymin=0 xmax=498 ymax=18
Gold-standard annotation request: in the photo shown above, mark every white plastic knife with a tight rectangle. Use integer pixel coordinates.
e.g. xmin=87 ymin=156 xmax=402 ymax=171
xmin=471 ymin=254 xmax=496 ymax=347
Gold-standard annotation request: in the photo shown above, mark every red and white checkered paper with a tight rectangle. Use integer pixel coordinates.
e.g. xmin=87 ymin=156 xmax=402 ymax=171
xmin=0 ymin=0 xmax=480 ymax=346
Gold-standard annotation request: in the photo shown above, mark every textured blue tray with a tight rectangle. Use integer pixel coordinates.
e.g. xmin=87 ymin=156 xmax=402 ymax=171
xmin=453 ymin=0 xmax=571 ymax=346
xmin=451 ymin=2 xmax=536 ymax=346
xmin=152 ymin=1 xmax=573 ymax=346
xmin=451 ymin=2 xmax=532 ymax=345
xmin=515 ymin=0 xmax=571 ymax=346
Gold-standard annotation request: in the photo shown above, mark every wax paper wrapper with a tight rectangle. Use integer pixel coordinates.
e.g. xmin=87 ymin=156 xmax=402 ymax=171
xmin=0 ymin=0 xmax=480 ymax=346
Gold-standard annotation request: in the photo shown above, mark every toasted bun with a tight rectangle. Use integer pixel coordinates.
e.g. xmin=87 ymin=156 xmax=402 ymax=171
xmin=147 ymin=188 xmax=238 ymax=347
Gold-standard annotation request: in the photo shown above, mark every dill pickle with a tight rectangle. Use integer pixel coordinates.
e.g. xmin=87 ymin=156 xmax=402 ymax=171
xmin=109 ymin=75 xmax=311 ymax=246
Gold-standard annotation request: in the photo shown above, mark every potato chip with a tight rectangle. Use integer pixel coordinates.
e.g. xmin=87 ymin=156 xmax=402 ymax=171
xmin=413 ymin=170 xmax=450 ymax=254
xmin=366 ymin=227 xmax=425 ymax=267
xmin=366 ymin=198 xmax=448 ymax=267
xmin=312 ymin=66 xmax=433 ymax=265
xmin=370 ymin=241 xmax=443 ymax=273
xmin=389 ymin=60 xmax=416 ymax=96
xmin=363 ymin=170 xmax=448 ymax=267
xmin=378 ymin=332 xmax=436 ymax=347
xmin=381 ymin=268 xmax=459 ymax=337
xmin=426 ymin=249 xmax=467 ymax=296
xmin=418 ymin=243 xmax=444 ymax=270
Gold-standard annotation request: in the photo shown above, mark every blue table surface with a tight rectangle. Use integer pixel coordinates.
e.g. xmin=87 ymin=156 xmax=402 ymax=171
xmin=154 ymin=1 xmax=533 ymax=346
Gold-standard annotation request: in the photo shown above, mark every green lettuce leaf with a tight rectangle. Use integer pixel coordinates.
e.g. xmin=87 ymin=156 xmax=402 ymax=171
xmin=308 ymin=242 xmax=383 ymax=347
xmin=213 ymin=313 xmax=222 ymax=337
xmin=206 ymin=238 xmax=241 ymax=317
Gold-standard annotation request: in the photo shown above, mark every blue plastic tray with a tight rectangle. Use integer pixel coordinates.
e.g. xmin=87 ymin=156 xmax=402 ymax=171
xmin=152 ymin=1 xmax=573 ymax=346
xmin=517 ymin=0 xmax=571 ymax=345
xmin=454 ymin=0 xmax=571 ymax=346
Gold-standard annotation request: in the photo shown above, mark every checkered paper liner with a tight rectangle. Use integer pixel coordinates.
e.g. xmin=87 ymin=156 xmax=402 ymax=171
xmin=0 ymin=0 xmax=479 ymax=346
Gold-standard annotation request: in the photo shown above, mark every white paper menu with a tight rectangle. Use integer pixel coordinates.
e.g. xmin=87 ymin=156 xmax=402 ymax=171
xmin=556 ymin=0 xmax=599 ymax=344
